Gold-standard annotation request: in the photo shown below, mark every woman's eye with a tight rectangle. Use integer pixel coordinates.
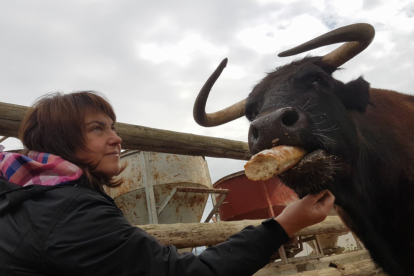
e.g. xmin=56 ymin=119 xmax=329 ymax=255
xmin=111 ymin=126 xmax=116 ymax=132
xmin=92 ymin=126 xmax=102 ymax=131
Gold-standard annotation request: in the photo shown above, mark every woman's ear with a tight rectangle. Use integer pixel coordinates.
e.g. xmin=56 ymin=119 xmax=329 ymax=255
xmin=334 ymin=77 xmax=371 ymax=112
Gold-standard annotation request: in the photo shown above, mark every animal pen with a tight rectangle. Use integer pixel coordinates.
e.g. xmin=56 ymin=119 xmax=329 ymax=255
xmin=0 ymin=101 xmax=384 ymax=275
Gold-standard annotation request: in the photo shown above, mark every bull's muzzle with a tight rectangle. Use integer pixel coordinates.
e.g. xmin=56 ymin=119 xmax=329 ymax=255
xmin=248 ymin=107 xmax=309 ymax=152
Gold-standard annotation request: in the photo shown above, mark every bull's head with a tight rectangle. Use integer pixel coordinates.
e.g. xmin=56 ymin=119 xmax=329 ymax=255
xmin=194 ymin=23 xmax=375 ymax=198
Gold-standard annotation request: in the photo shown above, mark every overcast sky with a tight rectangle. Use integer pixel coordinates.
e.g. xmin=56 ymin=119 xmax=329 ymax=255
xmin=1 ymin=0 xmax=413 ymax=187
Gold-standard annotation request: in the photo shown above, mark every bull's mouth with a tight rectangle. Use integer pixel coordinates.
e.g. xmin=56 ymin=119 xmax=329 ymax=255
xmin=277 ymin=148 xmax=341 ymax=198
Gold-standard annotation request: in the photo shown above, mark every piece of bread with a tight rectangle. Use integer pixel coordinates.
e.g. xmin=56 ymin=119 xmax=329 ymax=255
xmin=244 ymin=146 xmax=306 ymax=181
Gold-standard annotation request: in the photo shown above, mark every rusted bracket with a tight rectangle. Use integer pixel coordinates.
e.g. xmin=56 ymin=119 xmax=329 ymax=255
xmin=274 ymin=235 xmax=325 ymax=265
xmin=157 ymin=187 xmax=178 ymax=216
xmin=204 ymin=191 xmax=228 ymax=223
xmin=157 ymin=186 xmax=229 ymax=217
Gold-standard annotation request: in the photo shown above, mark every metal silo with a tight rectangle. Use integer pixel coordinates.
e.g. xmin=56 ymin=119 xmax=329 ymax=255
xmin=105 ymin=150 xmax=213 ymax=226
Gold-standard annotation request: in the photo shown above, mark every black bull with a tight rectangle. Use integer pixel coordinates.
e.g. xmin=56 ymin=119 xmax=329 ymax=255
xmin=193 ymin=24 xmax=414 ymax=276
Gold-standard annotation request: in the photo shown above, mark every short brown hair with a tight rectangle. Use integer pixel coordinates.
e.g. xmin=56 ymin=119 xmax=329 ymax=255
xmin=19 ymin=91 xmax=124 ymax=189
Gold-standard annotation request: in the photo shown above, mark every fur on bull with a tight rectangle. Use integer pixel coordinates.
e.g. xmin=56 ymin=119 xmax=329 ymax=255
xmin=193 ymin=23 xmax=414 ymax=276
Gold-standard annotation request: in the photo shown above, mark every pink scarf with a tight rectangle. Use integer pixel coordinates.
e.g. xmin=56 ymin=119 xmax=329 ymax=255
xmin=0 ymin=146 xmax=83 ymax=187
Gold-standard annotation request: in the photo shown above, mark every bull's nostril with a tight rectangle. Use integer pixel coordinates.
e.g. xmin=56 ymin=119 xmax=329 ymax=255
xmin=282 ymin=110 xmax=299 ymax=126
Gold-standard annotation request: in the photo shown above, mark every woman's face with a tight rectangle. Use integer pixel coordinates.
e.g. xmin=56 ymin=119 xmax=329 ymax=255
xmin=76 ymin=112 xmax=122 ymax=178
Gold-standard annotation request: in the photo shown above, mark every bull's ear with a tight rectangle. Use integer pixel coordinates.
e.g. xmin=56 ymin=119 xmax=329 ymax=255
xmin=334 ymin=77 xmax=371 ymax=112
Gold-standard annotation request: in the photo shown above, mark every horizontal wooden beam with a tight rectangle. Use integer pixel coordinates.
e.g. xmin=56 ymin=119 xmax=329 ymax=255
xmin=288 ymin=259 xmax=379 ymax=276
xmin=255 ymin=250 xmax=375 ymax=276
xmin=138 ymin=216 xmax=349 ymax=249
xmin=0 ymin=101 xmax=250 ymax=160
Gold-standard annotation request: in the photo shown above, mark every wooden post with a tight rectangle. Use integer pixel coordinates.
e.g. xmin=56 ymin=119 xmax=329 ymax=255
xmin=0 ymin=101 xmax=250 ymax=160
xmin=138 ymin=216 xmax=349 ymax=249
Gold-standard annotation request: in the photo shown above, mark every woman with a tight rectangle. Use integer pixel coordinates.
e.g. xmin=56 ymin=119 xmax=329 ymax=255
xmin=0 ymin=91 xmax=335 ymax=276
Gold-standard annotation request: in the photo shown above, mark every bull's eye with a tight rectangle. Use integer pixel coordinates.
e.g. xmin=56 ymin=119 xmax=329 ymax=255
xmin=245 ymin=98 xmax=259 ymax=121
xmin=246 ymin=111 xmax=258 ymax=121
xmin=313 ymin=75 xmax=327 ymax=86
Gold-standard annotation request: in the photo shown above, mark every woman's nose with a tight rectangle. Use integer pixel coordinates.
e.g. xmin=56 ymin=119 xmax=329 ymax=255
xmin=109 ymin=131 xmax=122 ymax=145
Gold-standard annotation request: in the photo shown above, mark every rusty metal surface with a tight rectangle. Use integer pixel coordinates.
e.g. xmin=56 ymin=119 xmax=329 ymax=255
xmin=174 ymin=187 xmax=228 ymax=194
xmin=157 ymin=186 xmax=229 ymax=218
xmin=213 ymin=170 xmax=298 ymax=221
xmin=105 ymin=151 xmax=213 ymax=225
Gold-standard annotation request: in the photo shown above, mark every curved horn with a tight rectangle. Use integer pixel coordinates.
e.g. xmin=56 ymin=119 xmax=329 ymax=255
xmin=193 ymin=58 xmax=247 ymax=127
xmin=278 ymin=23 xmax=375 ymax=67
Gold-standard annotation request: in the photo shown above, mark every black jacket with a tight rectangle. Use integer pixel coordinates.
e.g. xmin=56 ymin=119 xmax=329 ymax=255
xmin=0 ymin=178 xmax=289 ymax=276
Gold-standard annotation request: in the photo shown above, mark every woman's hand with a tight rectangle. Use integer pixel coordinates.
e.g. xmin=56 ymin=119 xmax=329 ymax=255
xmin=275 ymin=190 xmax=335 ymax=237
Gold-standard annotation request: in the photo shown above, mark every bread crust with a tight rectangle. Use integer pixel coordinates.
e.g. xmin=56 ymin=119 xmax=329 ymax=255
xmin=244 ymin=146 xmax=306 ymax=181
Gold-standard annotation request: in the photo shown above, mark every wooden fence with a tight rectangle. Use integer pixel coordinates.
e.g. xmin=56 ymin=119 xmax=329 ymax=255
xmin=0 ymin=101 xmax=250 ymax=160
xmin=138 ymin=217 xmax=382 ymax=275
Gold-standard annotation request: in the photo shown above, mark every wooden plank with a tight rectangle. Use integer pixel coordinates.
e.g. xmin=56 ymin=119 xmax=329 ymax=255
xmin=292 ymin=259 xmax=380 ymax=275
xmin=255 ymin=250 xmax=373 ymax=276
xmin=0 ymin=118 xmax=21 ymax=137
xmin=304 ymin=250 xmax=371 ymax=271
xmin=138 ymin=216 xmax=349 ymax=249
xmin=0 ymin=101 xmax=250 ymax=160
xmin=257 ymin=260 xmax=380 ymax=276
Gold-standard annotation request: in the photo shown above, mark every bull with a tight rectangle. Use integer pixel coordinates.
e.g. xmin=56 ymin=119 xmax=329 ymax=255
xmin=193 ymin=23 xmax=414 ymax=276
